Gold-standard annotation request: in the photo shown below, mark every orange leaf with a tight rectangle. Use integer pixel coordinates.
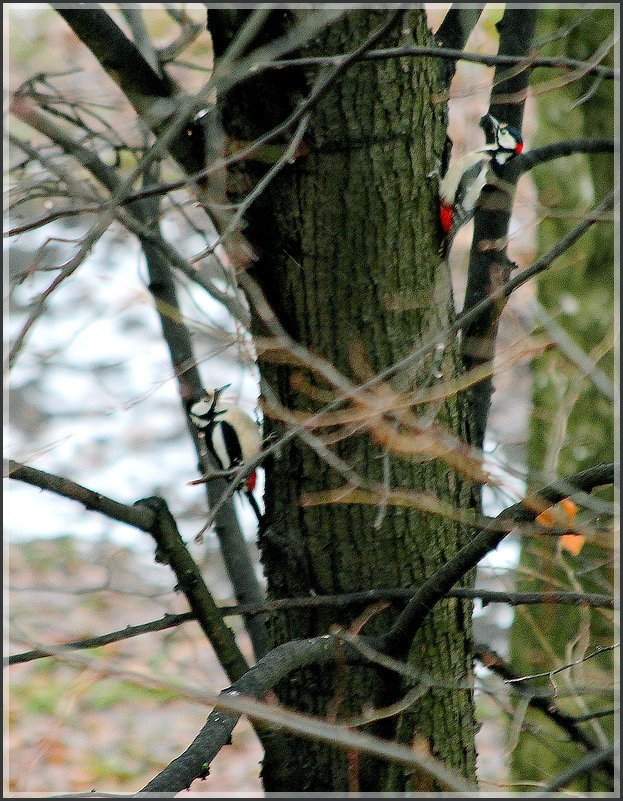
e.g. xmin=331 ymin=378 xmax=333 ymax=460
xmin=560 ymin=533 xmax=586 ymax=556
xmin=536 ymin=498 xmax=578 ymax=529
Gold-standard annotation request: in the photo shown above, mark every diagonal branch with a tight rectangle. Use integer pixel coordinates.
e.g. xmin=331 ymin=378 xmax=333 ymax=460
xmin=53 ymin=4 xmax=206 ymax=175
xmin=139 ymin=633 xmax=474 ymax=794
xmin=492 ymin=190 xmax=616 ymax=296
xmin=510 ymin=137 xmax=615 ymax=178
xmin=379 ymin=462 xmax=615 ymax=657
xmin=474 ymin=645 xmax=614 ymax=773
xmin=4 ymin=459 xmax=154 ymax=531
xmin=539 ymin=744 xmax=614 ymax=793
xmin=132 ymin=496 xmax=250 ymax=684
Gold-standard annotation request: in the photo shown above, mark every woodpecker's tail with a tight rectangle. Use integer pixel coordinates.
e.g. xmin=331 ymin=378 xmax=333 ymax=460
xmin=439 ymin=203 xmax=454 ymax=259
xmin=245 ymin=470 xmax=262 ymax=522
xmin=245 ymin=490 xmax=262 ymax=523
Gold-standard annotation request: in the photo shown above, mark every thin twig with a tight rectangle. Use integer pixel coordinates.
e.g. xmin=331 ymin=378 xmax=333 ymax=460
xmin=191 ymin=112 xmax=311 ymax=260
xmin=503 ymin=643 xmax=618 ymax=684
xmin=455 ymin=190 xmax=617 ymax=328
xmin=262 ymin=46 xmax=618 ymax=79
xmin=474 ymin=645 xmax=615 ymax=769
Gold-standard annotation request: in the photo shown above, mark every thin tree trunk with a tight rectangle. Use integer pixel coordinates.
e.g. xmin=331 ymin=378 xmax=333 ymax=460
xmin=209 ymin=9 xmax=478 ymax=791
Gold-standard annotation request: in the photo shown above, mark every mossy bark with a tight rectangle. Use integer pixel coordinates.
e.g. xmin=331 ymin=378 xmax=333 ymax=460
xmin=209 ymin=9 xmax=478 ymax=791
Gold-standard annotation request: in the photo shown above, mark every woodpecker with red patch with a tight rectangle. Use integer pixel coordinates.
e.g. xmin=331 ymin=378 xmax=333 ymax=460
xmin=188 ymin=386 xmax=263 ymax=522
xmin=439 ymin=113 xmax=523 ymax=255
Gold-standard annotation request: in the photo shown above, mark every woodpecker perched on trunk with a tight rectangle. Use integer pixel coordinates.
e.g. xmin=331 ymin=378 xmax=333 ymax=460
xmin=188 ymin=386 xmax=263 ymax=522
xmin=439 ymin=113 xmax=523 ymax=255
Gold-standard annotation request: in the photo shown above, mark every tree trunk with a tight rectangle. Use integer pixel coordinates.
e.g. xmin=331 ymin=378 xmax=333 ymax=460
xmin=209 ymin=9 xmax=478 ymax=791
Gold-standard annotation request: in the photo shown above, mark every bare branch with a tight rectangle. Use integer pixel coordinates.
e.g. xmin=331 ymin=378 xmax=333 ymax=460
xmin=192 ymin=112 xmax=311 ymax=260
xmin=6 ymin=612 xmax=196 ymax=666
xmin=494 ymin=190 xmax=616 ymax=297
xmin=139 ymin=634 xmax=474 ymax=794
xmin=118 ymin=6 xmax=161 ymax=76
xmin=539 ymin=745 xmax=614 ymax=793
xmin=475 ymin=645 xmax=615 ymax=769
xmin=54 ymin=4 xmax=205 ymax=174
xmin=158 ymin=7 xmax=203 ymax=62
xmin=263 ymin=47 xmax=618 ymax=80
xmin=571 ymin=708 xmax=617 ymax=723
xmin=132 ymin=496 xmax=250 ymax=684
xmin=6 ymin=214 xmax=111 ymax=370
xmin=503 ymin=643 xmax=618 ymax=684
xmin=510 ymin=137 xmax=615 ymax=178
xmin=4 ymin=459 xmax=154 ymax=532
xmin=4 ymin=461 xmax=253 ymax=681
xmin=380 ymin=462 xmax=616 ymax=657
xmin=460 ymin=8 xmax=537 ymax=450
xmin=7 ymin=586 xmax=613 ymax=667
xmin=521 ymin=298 xmax=614 ymax=402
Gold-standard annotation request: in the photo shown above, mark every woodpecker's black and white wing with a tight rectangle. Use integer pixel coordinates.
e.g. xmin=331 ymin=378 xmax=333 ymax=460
xmin=450 ymin=158 xmax=490 ymax=233
xmin=213 ymin=406 xmax=262 ymax=465
xmin=208 ymin=418 xmax=243 ymax=471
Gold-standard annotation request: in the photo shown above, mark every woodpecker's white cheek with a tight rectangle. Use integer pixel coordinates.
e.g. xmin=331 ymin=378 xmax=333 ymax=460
xmin=498 ymin=130 xmax=517 ymax=151
xmin=191 ymin=397 xmax=215 ymax=418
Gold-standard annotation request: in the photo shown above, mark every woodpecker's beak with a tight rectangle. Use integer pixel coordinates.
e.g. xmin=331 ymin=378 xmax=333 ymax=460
xmin=214 ymin=383 xmax=231 ymax=399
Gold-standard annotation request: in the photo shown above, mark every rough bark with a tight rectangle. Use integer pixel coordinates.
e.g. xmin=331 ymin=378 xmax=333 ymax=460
xmin=209 ymin=9 xmax=478 ymax=792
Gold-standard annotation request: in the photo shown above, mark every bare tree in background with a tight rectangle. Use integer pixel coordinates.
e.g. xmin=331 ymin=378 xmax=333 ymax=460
xmin=5 ymin=5 xmax=616 ymax=795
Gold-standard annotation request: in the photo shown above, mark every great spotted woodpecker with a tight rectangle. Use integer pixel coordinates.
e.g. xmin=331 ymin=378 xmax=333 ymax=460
xmin=188 ymin=386 xmax=263 ymax=522
xmin=439 ymin=114 xmax=523 ymax=254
